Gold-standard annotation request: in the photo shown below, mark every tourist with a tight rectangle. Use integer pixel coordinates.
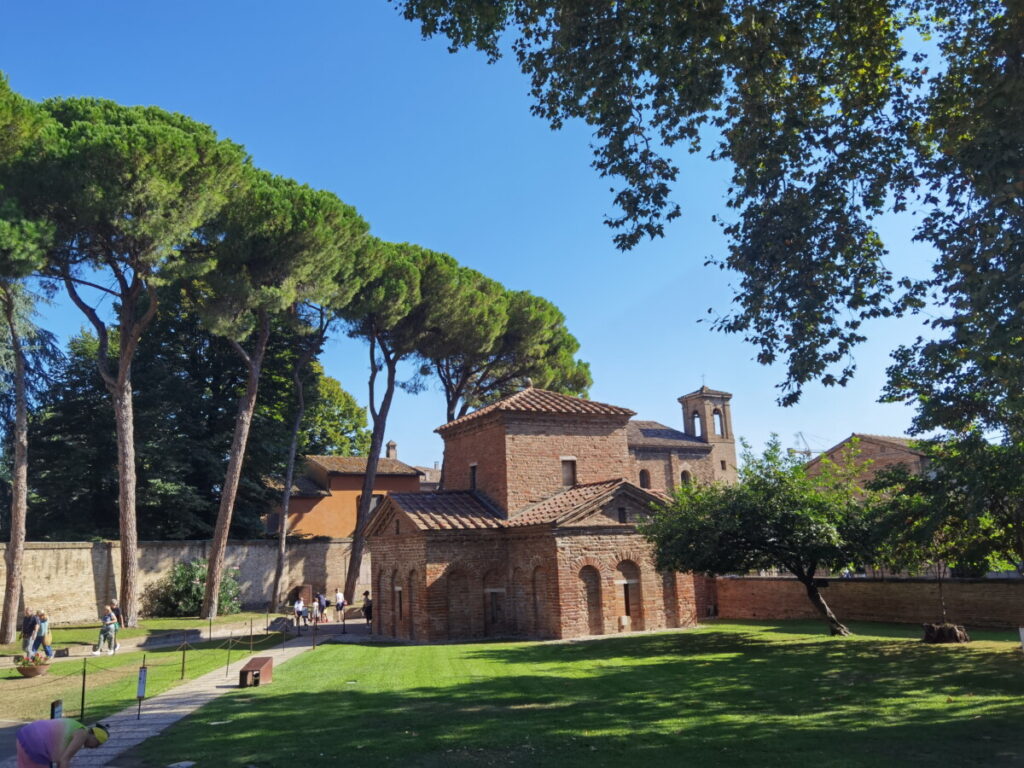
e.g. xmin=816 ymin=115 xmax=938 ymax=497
xmin=317 ymin=591 xmax=327 ymax=620
xmin=92 ymin=605 xmax=117 ymax=655
xmin=362 ymin=590 xmax=373 ymax=628
xmin=32 ymin=610 xmax=54 ymax=659
xmin=15 ymin=718 xmax=108 ymax=767
xmin=109 ymin=599 xmax=123 ymax=651
xmin=293 ymin=596 xmax=307 ymax=627
xmin=20 ymin=607 xmax=39 ymax=659
xmin=334 ymin=587 xmax=346 ymax=621
xmin=310 ymin=595 xmax=321 ymax=625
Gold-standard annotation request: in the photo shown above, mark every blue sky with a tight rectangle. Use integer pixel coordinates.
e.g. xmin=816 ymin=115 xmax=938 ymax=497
xmin=1 ymin=1 xmax=936 ymax=468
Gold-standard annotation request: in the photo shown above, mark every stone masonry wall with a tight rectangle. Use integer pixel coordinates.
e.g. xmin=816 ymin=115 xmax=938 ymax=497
xmin=0 ymin=539 xmax=371 ymax=624
xmin=715 ymin=576 xmax=1024 ymax=629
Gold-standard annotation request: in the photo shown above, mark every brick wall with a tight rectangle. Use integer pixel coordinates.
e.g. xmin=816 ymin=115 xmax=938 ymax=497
xmin=441 ymin=418 xmax=507 ymax=510
xmin=503 ymin=415 xmax=632 ymax=511
xmin=715 ymin=576 xmax=1024 ymax=629
xmin=0 ymin=539 xmax=372 ymax=624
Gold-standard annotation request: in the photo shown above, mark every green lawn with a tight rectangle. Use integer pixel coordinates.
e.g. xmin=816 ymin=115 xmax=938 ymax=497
xmin=2 ymin=612 xmax=274 ymax=656
xmin=124 ymin=620 xmax=1024 ymax=767
xmin=1 ymin=631 xmax=287 ymax=723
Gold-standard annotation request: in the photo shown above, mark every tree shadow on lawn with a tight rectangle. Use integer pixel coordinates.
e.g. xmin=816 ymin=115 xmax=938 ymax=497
xmin=127 ymin=630 xmax=1024 ymax=768
xmin=715 ymin=618 xmax=1020 ymax=643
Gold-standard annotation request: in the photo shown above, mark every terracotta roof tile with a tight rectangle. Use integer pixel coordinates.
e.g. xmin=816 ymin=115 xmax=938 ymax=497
xmin=305 ymin=456 xmax=422 ymax=476
xmin=507 ymin=479 xmax=628 ymax=527
xmin=436 ymin=387 xmax=635 ymax=434
xmin=389 ymin=492 xmax=505 ymax=530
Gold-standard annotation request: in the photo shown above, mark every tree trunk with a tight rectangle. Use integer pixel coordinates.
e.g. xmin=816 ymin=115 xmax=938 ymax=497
xmin=800 ymin=578 xmax=850 ymax=636
xmin=270 ymin=368 xmax=307 ymax=611
xmin=111 ymin=376 xmax=140 ymax=627
xmin=0 ymin=286 xmax=28 ymax=644
xmin=202 ymin=318 xmax=270 ymax=619
xmin=343 ymin=354 xmax=398 ymax=603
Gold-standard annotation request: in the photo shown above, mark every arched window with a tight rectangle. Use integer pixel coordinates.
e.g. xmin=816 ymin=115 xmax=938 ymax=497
xmin=691 ymin=411 xmax=703 ymax=437
xmin=713 ymin=408 xmax=724 ymax=436
xmin=639 ymin=469 xmax=651 ymax=489
xmin=680 ymin=470 xmax=692 ymax=486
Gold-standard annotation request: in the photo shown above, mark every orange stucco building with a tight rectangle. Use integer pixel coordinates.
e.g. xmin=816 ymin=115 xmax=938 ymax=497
xmin=269 ymin=452 xmax=422 ymax=538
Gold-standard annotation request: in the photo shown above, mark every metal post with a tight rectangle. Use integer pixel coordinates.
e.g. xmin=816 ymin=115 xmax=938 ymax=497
xmin=250 ymin=619 xmax=253 ymax=652
xmin=80 ymin=659 xmax=87 ymax=720
xmin=313 ymin=620 xmax=317 ymax=649
xmin=208 ymin=617 xmax=213 ymax=642
xmin=180 ymin=641 xmax=187 ymax=681
xmin=266 ymin=603 xmax=270 ymax=633
xmin=225 ymin=632 xmax=232 ymax=677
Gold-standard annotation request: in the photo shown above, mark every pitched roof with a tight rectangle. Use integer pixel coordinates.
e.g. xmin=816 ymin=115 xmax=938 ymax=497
xmin=852 ymin=433 xmax=923 ymax=453
xmin=305 ymin=456 xmax=422 ymax=476
xmin=627 ymin=420 xmax=706 ymax=448
xmin=436 ymin=387 xmax=635 ymax=434
xmin=679 ymin=385 xmax=732 ymax=399
xmin=507 ymin=479 xmax=669 ymax=528
xmin=264 ymin=474 xmax=330 ymax=498
xmin=387 ymin=491 xmax=506 ymax=530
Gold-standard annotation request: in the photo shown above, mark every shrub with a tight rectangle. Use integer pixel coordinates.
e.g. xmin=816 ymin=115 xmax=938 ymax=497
xmin=143 ymin=558 xmax=242 ymax=617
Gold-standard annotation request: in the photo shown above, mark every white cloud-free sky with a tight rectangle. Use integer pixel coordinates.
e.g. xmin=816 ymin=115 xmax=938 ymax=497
xmin=1 ymin=2 xmax=938 ymax=467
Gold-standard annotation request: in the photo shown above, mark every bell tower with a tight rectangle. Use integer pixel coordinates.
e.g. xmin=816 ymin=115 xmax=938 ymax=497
xmin=678 ymin=386 xmax=737 ymax=483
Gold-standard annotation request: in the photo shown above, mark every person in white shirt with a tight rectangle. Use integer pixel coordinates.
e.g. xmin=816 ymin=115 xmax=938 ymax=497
xmin=334 ymin=588 xmax=346 ymax=621
xmin=293 ymin=597 xmax=307 ymax=627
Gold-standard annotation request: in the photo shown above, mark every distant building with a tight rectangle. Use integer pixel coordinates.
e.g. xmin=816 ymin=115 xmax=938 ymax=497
xmin=266 ymin=448 xmax=422 ymax=538
xmin=413 ymin=462 xmax=442 ymax=492
xmin=805 ymin=433 xmax=928 ymax=483
xmin=366 ymin=385 xmax=736 ymax=641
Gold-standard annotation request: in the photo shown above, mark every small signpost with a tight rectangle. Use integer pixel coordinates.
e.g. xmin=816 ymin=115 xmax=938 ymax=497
xmin=1018 ymin=627 xmax=1023 ymax=652
xmin=136 ymin=661 xmax=148 ymax=720
xmin=50 ymin=699 xmax=63 ymax=719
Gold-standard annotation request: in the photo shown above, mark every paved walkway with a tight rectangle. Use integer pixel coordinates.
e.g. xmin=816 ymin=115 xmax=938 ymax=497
xmin=1 ymin=620 xmax=374 ymax=767
xmin=1 ymin=617 xmax=287 ymax=669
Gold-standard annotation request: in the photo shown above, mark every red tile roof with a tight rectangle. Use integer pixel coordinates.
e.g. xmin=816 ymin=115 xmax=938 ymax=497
xmin=305 ymin=456 xmax=422 ymax=476
xmin=436 ymin=387 xmax=635 ymax=434
xmin=507 ymin=479 xmax=626 ymax=527
xmin=388 ymin=492 xmax=505 ymax=530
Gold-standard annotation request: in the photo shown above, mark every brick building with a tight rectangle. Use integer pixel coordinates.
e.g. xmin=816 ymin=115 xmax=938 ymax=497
xmin=266 ymin=451 xmax=422 ymax=538
xmin=805 ymin=433 xmax=927 ymax=483
xmin=366 ymin=386 xmax=736 ymax=641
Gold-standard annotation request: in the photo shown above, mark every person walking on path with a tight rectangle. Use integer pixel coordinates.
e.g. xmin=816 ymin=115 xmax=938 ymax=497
xmin=293 ymin=596 xmax=307 ymax=627
xmin=110 ymin=599 xmax=123 ymax=651
xmin=310 ymin=595 xmax=321 ymax=625
xmin=334 ymin=587 xmax=346 ymax=621
xmin=20 ymin=607 xmax=39 ymax=659
xmin=93 ymin=605 xmax=117 ymax=655
xmin=15 ymin=718 xmax=108 ymax=767
xmin=32 ymin=609 xmax=54 ymax=659
xmin=362 ymin=591 xmax=373 ymax=629
xmin=317 ymin=592 xmax=327 ymax=621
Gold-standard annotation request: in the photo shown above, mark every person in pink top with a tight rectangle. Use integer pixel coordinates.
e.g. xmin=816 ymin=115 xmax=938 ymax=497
xmin=15 ymin=718 xmax=108 ymax=767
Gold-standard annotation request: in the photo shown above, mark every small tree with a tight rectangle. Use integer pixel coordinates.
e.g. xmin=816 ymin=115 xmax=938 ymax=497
xmin=144 ymin=559 xmax=241 ymax=617
xmin=643 ymin=437 xmax=874 ymax=636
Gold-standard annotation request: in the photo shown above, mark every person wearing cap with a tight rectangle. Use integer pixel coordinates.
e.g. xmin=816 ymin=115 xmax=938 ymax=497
xmin=15 ymin=718 xmax=108 ymax=767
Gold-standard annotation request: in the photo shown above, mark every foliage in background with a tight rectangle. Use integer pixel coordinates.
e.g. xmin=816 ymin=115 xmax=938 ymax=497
xmin=143 ymin=558 xmax=241 ymax=617
xmin=643 ymin=437 xmax=876 ymax=635
xmin=392 ymin=1 xmax=1023 ymax=426
xmin=9 ymin=290 xmax=366 ymax=541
